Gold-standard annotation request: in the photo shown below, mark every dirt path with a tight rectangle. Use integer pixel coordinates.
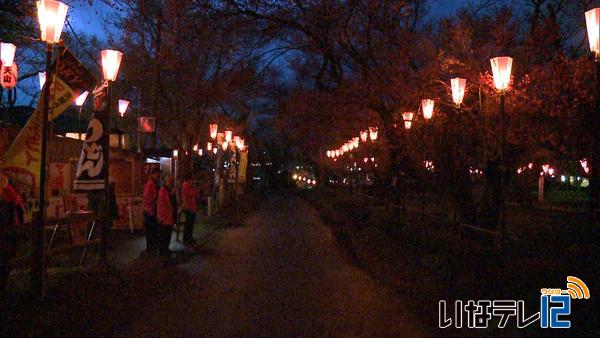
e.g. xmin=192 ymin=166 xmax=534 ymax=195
xmin=126 ymin=195 xmax=424 ymax=337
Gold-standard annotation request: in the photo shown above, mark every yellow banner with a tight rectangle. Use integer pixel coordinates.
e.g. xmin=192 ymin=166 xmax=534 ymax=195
xmin=0 ymin=77 xmax=75 ymax=198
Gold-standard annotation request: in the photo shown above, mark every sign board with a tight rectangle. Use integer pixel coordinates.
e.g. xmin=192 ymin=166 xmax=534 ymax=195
xmin=138 ymin=117 xmax=155 ymax=132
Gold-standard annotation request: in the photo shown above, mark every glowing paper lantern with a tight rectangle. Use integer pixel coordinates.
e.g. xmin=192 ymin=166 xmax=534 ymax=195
xmin=548 ymin=168 xmax=555 ymax=176
xmin=490 ymin=56 xmax=513 ymax=91
xmin=213 ymin=148 xmax=218 ymax=154
xmin=209 ymin=123 xmax=218 ymax=139
xmin=364 ymin=157 xmax=368 ymax=163
xmin=335 ymin=150 xmax=340 ymax=157
xmin=216 ymin=132 xmax=224 ymax=143
xmin=198 ymin=149 xmax=203 ymax=156
xmin=101 ymin=49 xmax=123 ymax=81
xmin=586 ymin=8 xmax=600 ymax=59
xmin=342 ymin=144 xmax=349 ymax=152
xmin=75 ymin=91 xmax=89 ymax=106
xmin=402 ymin=112 xmax=414 ymax=130
xmin=421 ymin=99 xmax=435 ymax=120
xmin=360 ymin=130 xmax=368 ymax=142
xmin=36 ymin=0 xmax=68 ymax=44
xmin=225 ymin=130 xmax=233 ymax=142
xmin=118 ymin=99 xmax=129 ymax=117
xmin=173 ymin=150 xmax=178 ymax=158
xmin=352 ymin=137 xmax=359 ymax=148
xmin=0 ymin=43 xmax=16 ymax=67
xmin=38 ymin=72 xmax=46 ymax=90
xmin=581 ymin=159 xmax=590 ymax=174
xmin=207 ymin=142 xmax=213 ymax=151
xmin=451 ymin=77 xmax=467 ymax=107
xmin=542 ymin=164 xmax=550 ymax=174
xmin=193 ymin=144 xmax=199 ymax=152
xmin=369 ymin=127 xmax=378 ymax=141
xmin=222 ymin=141 xmax=228 ymax=151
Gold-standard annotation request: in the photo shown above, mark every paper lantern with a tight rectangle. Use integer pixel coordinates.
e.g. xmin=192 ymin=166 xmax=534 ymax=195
xmin=118 ymin=99 xmax=129 ymax=117
xmin=451 ymin=77 xmax=467 ymax=106
xmin=0 ymin=43 xmax=16 ymax=67
xmin=490 ymin=56 xmax=513 ymax=91
xmin=369 ymin=127 xmax=378 ymax=141
xmin=206 ymin=142 xmax=212 ymax=151
xmin=421 ymin=99 xmax=434 ymax=120
xmin=36 ymin=0 xmax=68 ymax=44
xmin=101 ymin=49 xmax=123 ymax=81
xmin=137 ymin=117 xmax=155 ymax=132
xmin=225 ymin=130 xmax=233 ymax=142
xmin=75 ymin=91 xmax=89 ymax=106
xmin=209 ymin=123 xmax=218 ymax=139
xmin=586 ymin=8 xmax=600 ymax=58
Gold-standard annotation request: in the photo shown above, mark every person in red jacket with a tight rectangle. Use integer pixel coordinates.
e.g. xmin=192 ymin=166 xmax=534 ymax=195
xmin=143 ymin=168 xmax=160 ymax=255
xmin=157 ymin=176 xmax=175 ymax=257
xmin=181 ymin=175 xmax=199 ymax=245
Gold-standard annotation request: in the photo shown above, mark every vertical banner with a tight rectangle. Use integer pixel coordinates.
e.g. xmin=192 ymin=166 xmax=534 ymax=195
xmin=73 ymin=84 xmax=109 ymax=191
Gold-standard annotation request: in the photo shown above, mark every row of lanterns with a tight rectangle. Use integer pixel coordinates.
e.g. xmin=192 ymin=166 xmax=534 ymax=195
xmin=292 ymin=174 xmax=316 ymax=185
xmin=205 ymin=123 xmax=247 ymax=154
xmin=326 ymin=127 xmax=378 ymax=160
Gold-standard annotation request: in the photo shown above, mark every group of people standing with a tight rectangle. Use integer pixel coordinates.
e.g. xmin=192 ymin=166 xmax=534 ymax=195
xmin=142 ymin=168 xmax=202 ymax=258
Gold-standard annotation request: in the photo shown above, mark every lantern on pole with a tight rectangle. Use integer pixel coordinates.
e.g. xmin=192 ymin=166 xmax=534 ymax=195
xmin=222 ymin=141 xmax=228 ymax=151
xmin=198 ymin=149 xmax=203 ymax=156
xmin=33 ymin=0 xmax=69 ymax=299
xmin=0 ymin=42 xmax=16 ymax=67
xmin=75 ymin=91 xmax=89 ymax=106
xmin=207 ymin=142 xmax=213 ymax=151
xmin=335 ymin=150 xmax=340 ymax=157
xmin=451 ymin=77 xmax=467 ymax=107
xmin=402 ymin=112 xmax=414 ymax=130
xmin=490 ymin=57 xmax=513 ymax=91
xmin=352 ymin=137 xmax=359 ymax=148
xmin=542 ymin=164 xmax=550 ymax=175
xmin=193 ymin=144 xmax=199 ymax=152
xmin=216 ymin=132 xmax=224 ymax=143
xmin=37 ymin=0 xmax=69 ymax=44
xmin=586 ymin=8 xmax=600 ymax=60
xmin=360 ymin=130 xmax=368 ymax=142
xmin=369 ymin=127 xmax=378 ymax=141
xmin=118 ymin=99 xmax=129 ymax=117
xmin=38 ymin=72 xmax=46 ymax=90
xmin=421 ymin=99 xmax=435 ymax=120
xmin=213 ymin=147 xmax=218 ymax=155
xmin=209 ymin=123 xmax=218 ymax=139
xmin=581 ymin=159 xmax=590 ymax=174
xmin=225 ymin=130 xmax=233 ymax=142
xmin=100 ymin=49 xmax=123 ymax=82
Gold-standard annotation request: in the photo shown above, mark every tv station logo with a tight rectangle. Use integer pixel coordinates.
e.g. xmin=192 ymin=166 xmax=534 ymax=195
xmin=439 ymin=276 xmax=590 ymax=329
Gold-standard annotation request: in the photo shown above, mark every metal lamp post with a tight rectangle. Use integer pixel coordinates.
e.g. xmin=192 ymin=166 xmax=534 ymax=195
xmin=421 ymin=99 xmax=435 ymax=220
xmin=585 ymin=8 xmax=600 ymax=218
xmin=490 ymin=56 xmax=513 ymax=249
xmin=99 ymin=48 xmax=123 ymax=263
xmin=33 ymin=0 xmax=69 ymax=299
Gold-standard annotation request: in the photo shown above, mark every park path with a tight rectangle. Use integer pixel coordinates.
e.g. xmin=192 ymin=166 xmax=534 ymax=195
xmin=125 ymin=195 xmax=424 ymax=337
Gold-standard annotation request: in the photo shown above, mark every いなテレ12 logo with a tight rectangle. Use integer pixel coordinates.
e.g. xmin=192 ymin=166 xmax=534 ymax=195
xmin=439 ymin=276 xmax=590 ymax=329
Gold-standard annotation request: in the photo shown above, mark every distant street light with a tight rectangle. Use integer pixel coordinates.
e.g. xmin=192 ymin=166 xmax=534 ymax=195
xmin=118 ymin=99 xmax=129 ymax=117
xmin=34 ymin=0 xmax=69 ymax=300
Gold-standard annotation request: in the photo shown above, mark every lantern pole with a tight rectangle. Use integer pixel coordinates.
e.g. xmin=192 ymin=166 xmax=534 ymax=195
xmin=32 ymin=43 xmax=53 ymax=299
xmin=499 ymin=92 xmax=507 ymax=250
xmin=100 ymin=82 xmax=112 ymax=265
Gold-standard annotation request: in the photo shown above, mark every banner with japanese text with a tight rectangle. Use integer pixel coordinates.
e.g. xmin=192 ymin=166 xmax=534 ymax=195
xmin=0 ymin=47 xmax=95 ymax=198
